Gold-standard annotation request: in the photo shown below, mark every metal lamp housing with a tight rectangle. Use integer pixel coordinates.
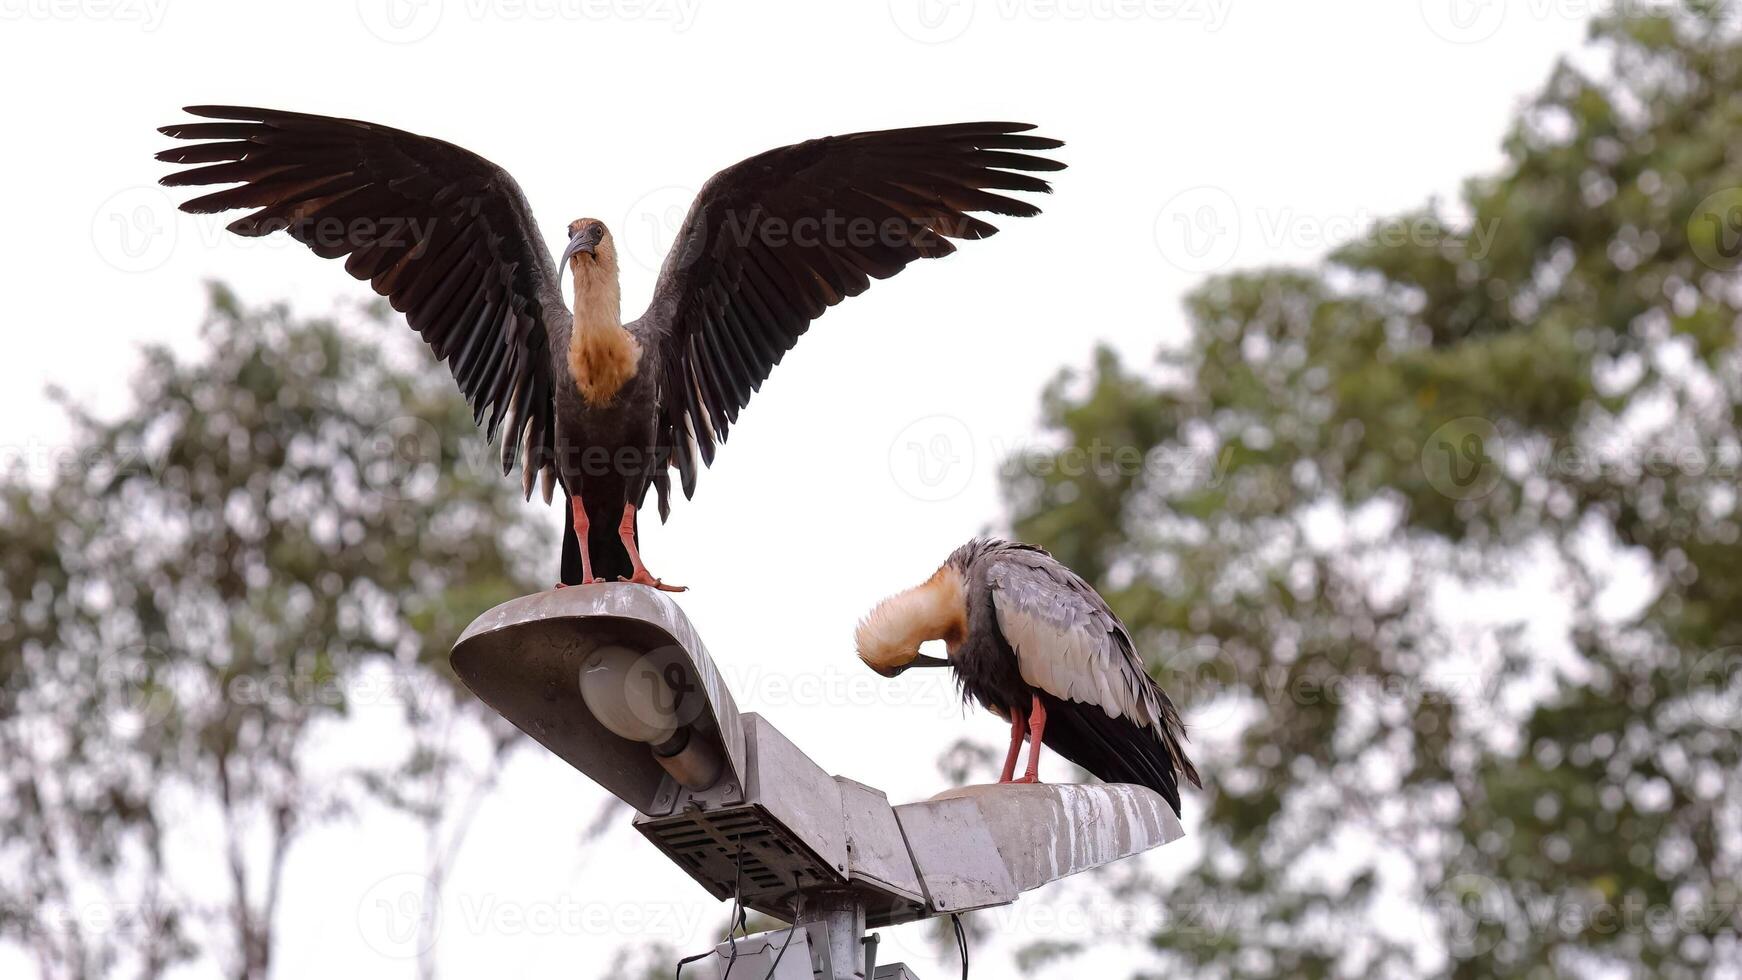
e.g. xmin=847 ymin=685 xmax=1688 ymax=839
xmin=451 ymin=588 xmax=748 ymax=815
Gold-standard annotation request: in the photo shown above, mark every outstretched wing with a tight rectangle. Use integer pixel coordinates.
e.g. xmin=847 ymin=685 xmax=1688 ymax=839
xmin=640 ymin=122 xmax=1064 ymax=511
xmin=157 ymin=106 xmax=564 ymax=495
xmin=985 ymin=548 xmax=1200 ymax=789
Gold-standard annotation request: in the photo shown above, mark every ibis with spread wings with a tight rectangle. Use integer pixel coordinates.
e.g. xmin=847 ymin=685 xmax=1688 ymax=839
xmin=856 ymin=538 xmax=1201 ymax=816
xmin=157 ymin=107 xmax=1063 ymax=588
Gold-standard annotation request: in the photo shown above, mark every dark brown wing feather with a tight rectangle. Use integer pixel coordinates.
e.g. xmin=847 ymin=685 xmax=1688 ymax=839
xmin=156 ymin=106 xmax=563 ymax=493
xmin=639 ymin=122 xmax=1065 ymax=512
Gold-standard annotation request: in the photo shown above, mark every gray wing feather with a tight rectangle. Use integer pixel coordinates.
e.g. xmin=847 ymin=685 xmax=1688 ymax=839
xmin=986 ymin=552 xmax=1164 ymax=728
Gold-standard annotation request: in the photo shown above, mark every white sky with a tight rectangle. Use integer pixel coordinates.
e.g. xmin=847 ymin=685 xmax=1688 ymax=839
xmin=0 ymin=0 xmax=1600 ymax=976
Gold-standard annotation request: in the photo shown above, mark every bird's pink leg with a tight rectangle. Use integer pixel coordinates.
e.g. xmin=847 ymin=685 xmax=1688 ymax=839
xmin=998 ymin=708 xmax=1028 ymax=783
xmin=1013 ymin=695 xmax=1047 ymax=784
xmin=555 ymin=495 xmax=600 ymax=588
xmin=616 ymin=504 xmax=687 ymax=593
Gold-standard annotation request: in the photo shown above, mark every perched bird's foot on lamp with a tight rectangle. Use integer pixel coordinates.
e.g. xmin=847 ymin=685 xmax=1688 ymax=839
xmin=616 ymin=503 xmax=686 ymax=592
xmin=618 ymin=571 xmax=687 ymax=592
xmin=1009 ymin=774 xmax=1043 ymax=785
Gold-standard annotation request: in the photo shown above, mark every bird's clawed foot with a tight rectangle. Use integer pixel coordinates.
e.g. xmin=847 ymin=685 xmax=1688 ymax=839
xmin=554 ymin=578 xmax=609 ymax=589
xmin=618 ymin=572 xmax=687 ymax=593
xmin=614 ymin=503 xmax=685 ymax=591
xmin=1009 ymin=774 xmax=1043 ymax=785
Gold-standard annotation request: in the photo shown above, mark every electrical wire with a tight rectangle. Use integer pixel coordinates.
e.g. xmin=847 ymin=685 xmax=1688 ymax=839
xmin=951 ymin=913 xmax=969 ymax=979
xmin=758 ymin=919 xmax=797 ymax=978
xmin=675 ymin=858 xmax=807 ymax=980
xmin=757 ymin=872 xmax=805 ymax=980
xmin=675 ymin=842 xmax=748 ymax=979
xmin=756 ymin=872 xmax=803 ymax=980
xmin=719 ymin=842 xmax=747 ymax=980
xmin=673 ymin=950 xmax=711 ymax=979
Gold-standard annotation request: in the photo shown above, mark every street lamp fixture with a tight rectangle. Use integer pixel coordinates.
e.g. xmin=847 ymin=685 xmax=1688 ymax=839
xmin=452 ymin=587 xmax=1183 ymax=979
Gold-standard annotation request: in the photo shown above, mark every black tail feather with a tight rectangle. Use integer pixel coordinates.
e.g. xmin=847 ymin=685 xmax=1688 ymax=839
xmin=1038 ymin=693 xmax=1184 ymax=816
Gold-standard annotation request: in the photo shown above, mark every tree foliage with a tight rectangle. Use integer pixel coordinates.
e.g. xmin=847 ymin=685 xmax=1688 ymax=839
xmin=1005 ymin=9 xmax=1741 ymax=978
xmin=0 ymin=287 xmax=545 ymax=979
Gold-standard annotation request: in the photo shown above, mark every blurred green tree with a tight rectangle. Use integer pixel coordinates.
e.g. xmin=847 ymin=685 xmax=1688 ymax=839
xmin=0 ymin=286 xmax=545 ymax=979
xmin=1002 ymin=8 xmax=1741 ymax=979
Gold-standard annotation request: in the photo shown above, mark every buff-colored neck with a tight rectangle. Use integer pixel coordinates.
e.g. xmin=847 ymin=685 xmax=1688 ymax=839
xmin=855 ymin=564 xmax=969 ymax=672
xmin=567 ymin=245 xmax=639 ymax=407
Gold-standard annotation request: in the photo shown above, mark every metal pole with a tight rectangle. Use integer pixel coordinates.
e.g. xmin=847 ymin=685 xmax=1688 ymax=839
xmin=796 ymin=888 xmax=867 ymax=980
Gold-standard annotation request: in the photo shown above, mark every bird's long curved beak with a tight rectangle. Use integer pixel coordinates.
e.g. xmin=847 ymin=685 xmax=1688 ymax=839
xmin=557 ymin=227 xmax=600 ymax=293
xmin=865 ymin=652 xmax=952 ymax=679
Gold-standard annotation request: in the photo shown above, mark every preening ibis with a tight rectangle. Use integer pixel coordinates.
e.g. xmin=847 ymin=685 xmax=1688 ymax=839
xmin=856 ymin=538 xmax=1201 ymax=816
xmin=157 ymin=107 xmax=1063 ymax=589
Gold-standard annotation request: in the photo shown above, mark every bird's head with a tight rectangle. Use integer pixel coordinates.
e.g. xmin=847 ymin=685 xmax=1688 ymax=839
xmin=559 ymin=218 xmax=616 ymax=292
xmin=854 ymin=565 xmax=966 ymax=678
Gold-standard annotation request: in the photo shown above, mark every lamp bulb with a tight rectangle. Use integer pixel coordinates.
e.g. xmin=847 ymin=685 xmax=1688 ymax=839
xmin=578 ymin=645 xmax=681 ymax=745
